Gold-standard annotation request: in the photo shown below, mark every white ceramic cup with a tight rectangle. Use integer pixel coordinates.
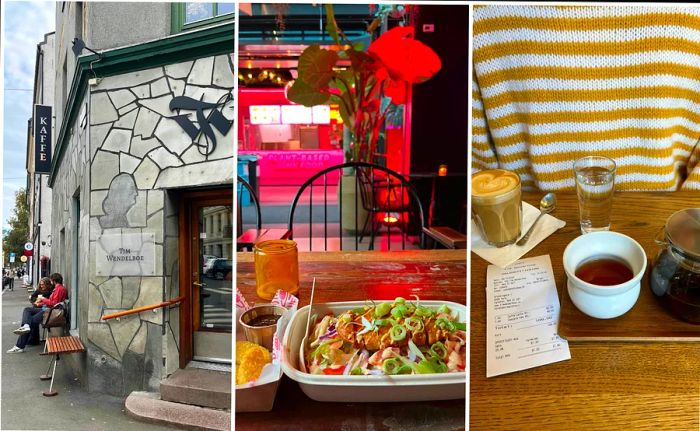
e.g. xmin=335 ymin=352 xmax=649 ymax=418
xmin=563 ymin=231 xmax=647 ymax=319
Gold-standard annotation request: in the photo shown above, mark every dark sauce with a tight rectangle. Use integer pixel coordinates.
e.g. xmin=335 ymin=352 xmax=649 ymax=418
xmin=650 ymin=249 xmax=700 ymax=324
xmin=575 ymin=256 xmax=634 ymax=286
xmin=248 ymin=314 xmax=281 ymax=327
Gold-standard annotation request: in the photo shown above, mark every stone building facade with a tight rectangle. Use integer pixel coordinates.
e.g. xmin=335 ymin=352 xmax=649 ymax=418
xmin=47 ymin=2 xmax=233 ymax=396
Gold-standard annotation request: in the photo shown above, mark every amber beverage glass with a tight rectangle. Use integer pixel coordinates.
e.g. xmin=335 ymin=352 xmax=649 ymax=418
xmin=254 ymin=240 xmax=299 ymax=300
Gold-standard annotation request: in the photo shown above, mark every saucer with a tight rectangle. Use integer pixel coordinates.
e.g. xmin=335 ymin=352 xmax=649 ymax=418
xmin=567 ymin=278 xmax=640 ymax=319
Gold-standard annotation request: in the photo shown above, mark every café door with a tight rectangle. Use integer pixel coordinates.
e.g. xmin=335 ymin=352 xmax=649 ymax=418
xmin=180 ymin=189 xmax=233 ymax=367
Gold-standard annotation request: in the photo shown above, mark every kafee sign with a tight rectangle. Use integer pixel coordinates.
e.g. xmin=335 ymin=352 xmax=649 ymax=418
xmin=34 ymin=105 xmax=52 ymax=173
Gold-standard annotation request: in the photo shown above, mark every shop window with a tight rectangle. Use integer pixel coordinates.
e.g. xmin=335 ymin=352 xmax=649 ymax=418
xmin=171 ymin=2 xmax=234 ymax=33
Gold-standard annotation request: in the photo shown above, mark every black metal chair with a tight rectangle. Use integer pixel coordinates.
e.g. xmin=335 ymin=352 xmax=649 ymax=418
xmin=287 ymin=162 xmax=427 ymax=251
xmin=236 ymin=175 xmax=262 ymax=251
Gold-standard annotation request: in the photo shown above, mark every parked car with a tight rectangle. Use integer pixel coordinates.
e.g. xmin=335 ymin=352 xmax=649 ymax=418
xmin=205 ymin=259 xmax=232 ymax=280
xmin=202 ymin=255 xmax=218 ymax=272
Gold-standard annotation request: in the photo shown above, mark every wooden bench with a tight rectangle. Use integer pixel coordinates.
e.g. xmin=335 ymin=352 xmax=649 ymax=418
xmin=237 ymin=228 xmax=292 ymax=251
xmin=423 ymin=226 xmax=467 ymax=249
xmin=39 ymin=336 xmax=85 ymax=397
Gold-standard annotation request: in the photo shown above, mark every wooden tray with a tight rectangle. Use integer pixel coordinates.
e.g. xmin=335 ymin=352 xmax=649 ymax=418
xmin=558 ymin=271 xmax=700 ymax=341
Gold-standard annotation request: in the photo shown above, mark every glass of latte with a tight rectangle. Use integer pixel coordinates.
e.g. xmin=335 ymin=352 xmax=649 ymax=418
xmin=471 ymin=169 xmax=522 ymax=247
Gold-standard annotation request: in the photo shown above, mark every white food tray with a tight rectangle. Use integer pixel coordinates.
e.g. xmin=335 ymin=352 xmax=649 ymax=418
xmin=281 ymin=300 xmax=467 ymax=402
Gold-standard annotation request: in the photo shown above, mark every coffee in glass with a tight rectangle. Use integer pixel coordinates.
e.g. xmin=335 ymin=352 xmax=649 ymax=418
xmin=472 ymin=169 xmax=522 ymax=247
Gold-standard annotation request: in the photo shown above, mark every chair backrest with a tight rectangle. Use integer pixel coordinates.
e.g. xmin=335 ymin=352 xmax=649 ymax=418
xmin=287 ymin=162 xmax=426 ymax=251
xmin=236 ymin=175 xmax=262 ymax=236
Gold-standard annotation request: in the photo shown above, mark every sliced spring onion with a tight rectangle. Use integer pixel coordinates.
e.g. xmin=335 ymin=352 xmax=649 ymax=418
xmin=436 ymin=317 xmax=456 ymax=332
xmin=350 ymin=367 xmax=363 ymax=375
xmin=453 ymin=321 xmax=466 ymax=331
xmin=351 ymin=307 xmax=367 ymax=314
xmin=341 ymin=314 xmax=352 ymax=323
xmin=397 ymin=365 xmax=413 ymax=374
xmin=404 ymin=317 xmax=424 ymax=333
xmin=390 ymin=324 xmax=407 ymax=341
xmin=382 ymin=358 xmax=401 ymax=375
xmin=391 ymin=304 xmax=408 ymax=319
xmin=430 ymin=341 xmax=448 ymax=360
xmin=437 ymin=304 xmax=450 ymax=314
xmin=394 ymin=297 xmax=406 ymax=305
xmin=374 ymin=318 xmax=395 ymax=327
xmin=374 ymin=302 xmax=392 ymax=318
xmin=415 ymin=306 xmax=434 ymax=318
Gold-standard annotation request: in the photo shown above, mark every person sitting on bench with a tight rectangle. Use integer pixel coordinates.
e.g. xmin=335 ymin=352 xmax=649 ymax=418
xmin=30 ymin=276 xmax=53 ymax=304
xmin=8 ymin=274 xmax=67 ymax=353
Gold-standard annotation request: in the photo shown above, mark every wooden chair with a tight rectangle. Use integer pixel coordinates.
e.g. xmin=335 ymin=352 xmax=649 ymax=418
xmin=288 ymin=162 xmax=427 ymax=251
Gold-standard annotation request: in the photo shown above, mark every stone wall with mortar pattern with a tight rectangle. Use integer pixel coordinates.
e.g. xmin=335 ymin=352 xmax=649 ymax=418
xmin=52 ymin=53 xmax=233 ymax=396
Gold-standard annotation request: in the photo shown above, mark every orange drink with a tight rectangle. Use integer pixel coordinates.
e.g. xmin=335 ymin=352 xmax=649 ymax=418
xmin=254 ymin=240 xmax=299 ymax=300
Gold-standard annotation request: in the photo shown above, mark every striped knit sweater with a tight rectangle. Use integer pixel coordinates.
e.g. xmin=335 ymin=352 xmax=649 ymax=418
xmin=473 ymin=5 xmax=700 ymax=191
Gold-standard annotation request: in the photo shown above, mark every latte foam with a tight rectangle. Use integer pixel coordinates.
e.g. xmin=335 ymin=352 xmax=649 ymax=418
xmin=472 ymin=170 xmax=520 ymax=200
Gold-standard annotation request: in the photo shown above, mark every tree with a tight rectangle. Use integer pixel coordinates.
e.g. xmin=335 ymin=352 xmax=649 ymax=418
xmin=2 ymin=188 xmax=29 ymax=267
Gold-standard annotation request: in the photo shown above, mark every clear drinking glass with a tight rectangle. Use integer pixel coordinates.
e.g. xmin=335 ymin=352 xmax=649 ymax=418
xmin=573 ymin=156 xmax=616 ymax=234
xmin=471 ymin=169 xmax=522 ymax=247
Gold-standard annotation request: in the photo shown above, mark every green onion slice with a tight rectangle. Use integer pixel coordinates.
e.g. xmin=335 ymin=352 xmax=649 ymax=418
xmin=404 ymin=317 xmax=424 ymax=333
xmin=415 ymin=306 xmax=434 ymax=318
xmin=383 ymin=358 xmax=401 ymax=375
xmin=390 ymin=324 xmax=407 ymax=341
xmin=430 ymin=342 xmax=448 ymax=360
xmin=374 ymin=302 xmax=392 ymax=318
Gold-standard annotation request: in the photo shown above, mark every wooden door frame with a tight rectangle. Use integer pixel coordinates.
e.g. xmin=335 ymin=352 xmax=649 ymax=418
xmin=178 ymin=187 xmax=233 ymax=368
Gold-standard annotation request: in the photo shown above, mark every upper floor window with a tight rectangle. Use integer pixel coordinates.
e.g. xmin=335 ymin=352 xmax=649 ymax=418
xmin=172 ymin=2 xmax=234 ymax=33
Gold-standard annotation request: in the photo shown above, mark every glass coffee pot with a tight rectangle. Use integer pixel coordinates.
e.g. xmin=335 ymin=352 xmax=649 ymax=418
xmin=650 ymin=208 xmax=700 ymax=323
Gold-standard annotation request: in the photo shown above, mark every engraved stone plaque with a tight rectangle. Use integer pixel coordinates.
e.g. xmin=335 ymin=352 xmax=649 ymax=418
xmin=95 ymin=232 xmax=156 ymax=276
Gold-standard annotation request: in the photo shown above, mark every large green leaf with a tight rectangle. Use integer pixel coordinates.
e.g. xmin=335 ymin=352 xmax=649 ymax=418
xmin=287 ymin=79 xmax=330 ymax=107
xmin=298 ymin=45 xmax=338 ymax=89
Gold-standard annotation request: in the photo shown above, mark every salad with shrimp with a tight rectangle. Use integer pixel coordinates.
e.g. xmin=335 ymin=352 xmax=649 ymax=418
xmin=304 ymin=297 xmax=466 ymax=376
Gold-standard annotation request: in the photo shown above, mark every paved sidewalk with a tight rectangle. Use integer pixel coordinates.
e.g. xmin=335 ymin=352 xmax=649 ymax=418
xmin=1 ymin=280 xmax=174 ymax=431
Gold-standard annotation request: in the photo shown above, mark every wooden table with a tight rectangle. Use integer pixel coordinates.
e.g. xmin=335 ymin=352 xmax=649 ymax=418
xmin=471 ymin=192 xmax=700 ymax=430
xmin=237 ymin=249 xmax=467 ymax=431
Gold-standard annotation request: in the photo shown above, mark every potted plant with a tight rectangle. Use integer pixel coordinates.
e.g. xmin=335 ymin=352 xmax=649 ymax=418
xmin=286 ymin=5 xmax=441 ymax=233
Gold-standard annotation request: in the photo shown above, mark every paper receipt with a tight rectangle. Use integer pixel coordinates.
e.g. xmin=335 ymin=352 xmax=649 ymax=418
xmin=486 ymin=255 xmax=571 ymax=377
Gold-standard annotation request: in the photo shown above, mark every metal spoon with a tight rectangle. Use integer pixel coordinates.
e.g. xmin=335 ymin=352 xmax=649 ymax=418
xmin=516 ymin=192 xmax=557 ymax=246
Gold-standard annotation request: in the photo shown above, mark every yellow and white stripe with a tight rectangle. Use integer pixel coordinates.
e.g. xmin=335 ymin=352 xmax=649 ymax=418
xmin=473 ymin=5 xmax=700 ymax=191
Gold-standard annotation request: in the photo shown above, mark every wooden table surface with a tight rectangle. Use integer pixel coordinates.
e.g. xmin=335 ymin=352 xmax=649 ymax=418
xmin=471 ymin=192 xmax=700 ymax=430
xmin=237 ymin=249 xmax=467 ymax=431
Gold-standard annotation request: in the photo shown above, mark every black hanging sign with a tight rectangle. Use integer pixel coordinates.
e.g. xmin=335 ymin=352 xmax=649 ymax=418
xmin=34 ymin=104 xmax=52 ymax=173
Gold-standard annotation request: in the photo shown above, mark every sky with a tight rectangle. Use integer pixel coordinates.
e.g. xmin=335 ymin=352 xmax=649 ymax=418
xmin=2 ymin=0 xmax=56 ymax=231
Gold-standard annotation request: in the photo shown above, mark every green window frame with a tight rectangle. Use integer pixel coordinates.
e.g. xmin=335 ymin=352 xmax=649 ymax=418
xmin=171 ymin=2 xmax=234 ymax=33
